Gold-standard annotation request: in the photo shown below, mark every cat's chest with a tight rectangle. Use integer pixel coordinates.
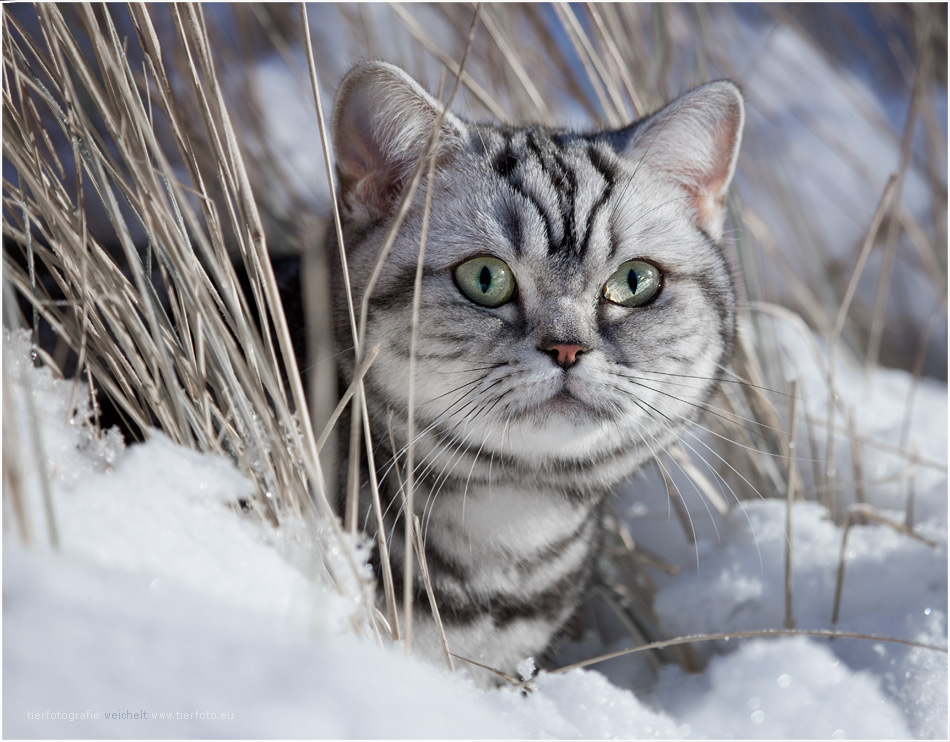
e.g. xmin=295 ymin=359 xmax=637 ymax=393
xmin=423 ymin=483 xmax=589 ymax=547
xmin=419 ymin=483 xmax=600 ymax=594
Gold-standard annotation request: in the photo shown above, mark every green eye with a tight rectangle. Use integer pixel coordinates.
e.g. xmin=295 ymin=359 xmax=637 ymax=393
xmin=454 ymin=256 xmax=516 ymax=307
xmin=602 ymin=260 xmax=662 ymax=307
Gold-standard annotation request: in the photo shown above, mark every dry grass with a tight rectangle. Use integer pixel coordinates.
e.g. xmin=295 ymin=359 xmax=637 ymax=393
xmin=2 ymin=2 xmax=375 ymax=635
xmin=3 ymin=2 xmax=946 ymax=682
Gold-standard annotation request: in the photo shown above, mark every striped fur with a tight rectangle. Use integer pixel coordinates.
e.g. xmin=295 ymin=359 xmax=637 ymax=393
xmin=329 ymin=62 xmax=744 ymax=685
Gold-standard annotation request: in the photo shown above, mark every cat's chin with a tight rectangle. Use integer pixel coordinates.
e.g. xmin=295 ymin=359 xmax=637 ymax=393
xmin=501 ymin=391 xmax=612 ymax=458
xmin=511 ymin=413 xmax=607 ymax=460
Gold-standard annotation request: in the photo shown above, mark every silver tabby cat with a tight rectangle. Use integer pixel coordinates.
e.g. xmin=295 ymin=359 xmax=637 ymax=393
xmin=330 ymin=62 xmax=743 ymax=685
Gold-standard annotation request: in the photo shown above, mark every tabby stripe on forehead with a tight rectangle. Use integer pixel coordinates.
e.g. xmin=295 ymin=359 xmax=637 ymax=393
xmin=525 ymin=131 xmax=578 ymax=256
xmin=582 ymin=144 xmax=619 ymax=256
xmin=552 ymin=149 xmax=580 ymax=256
xmin=491 ymin=138 xmax=556 ymax=255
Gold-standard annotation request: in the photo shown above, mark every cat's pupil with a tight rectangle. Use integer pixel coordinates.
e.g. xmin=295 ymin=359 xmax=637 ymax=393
xmin=479 ymin=266 xmax=492 ymax=293
xmin=627 ymin=269 xmax=638 ymax=294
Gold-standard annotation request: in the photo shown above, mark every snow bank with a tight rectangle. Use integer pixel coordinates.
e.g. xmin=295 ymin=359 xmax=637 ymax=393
xmin=616 ymin=315 xmax=948 ymax=739
xmin=647 ymin=500 xmax=945 ymax=739
xmin=4 ymin=548 xmax=518 ymax=740
xmin=654 ymin=637 xmax=912 ymax=740
xmin=3 ymin=313 xmax=946 ymax=740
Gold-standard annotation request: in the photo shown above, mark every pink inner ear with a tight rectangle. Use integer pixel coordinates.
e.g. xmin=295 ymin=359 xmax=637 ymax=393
xmin=689 ymin=128 xmax=737 ymax=237
xmin=333 ymin=80 xmax=398 ymax=217
xmin=349 ymin=168 xmax=405 ymax=217
xmin=663 ymin=157 xmax=732 ymax=239
xmin=667 ymin=108 xmax=742 ymax=240
xmin=691 ymin=190 xmax=726 ymax=238
xmin=702 ymin=119 xmax=741 ymax=198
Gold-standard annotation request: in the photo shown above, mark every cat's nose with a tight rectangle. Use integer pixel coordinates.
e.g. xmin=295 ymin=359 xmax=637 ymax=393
xmin=540 ymin=342 xmax=590 ymax=369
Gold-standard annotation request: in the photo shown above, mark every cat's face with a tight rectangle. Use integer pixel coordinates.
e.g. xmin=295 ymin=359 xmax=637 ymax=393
xmin=331 ymin=63 xmax=742 ymax=482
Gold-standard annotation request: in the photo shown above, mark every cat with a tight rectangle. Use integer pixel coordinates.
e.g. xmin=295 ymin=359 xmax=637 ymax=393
xmin=328 ymin=61 xmax=743 ymax=686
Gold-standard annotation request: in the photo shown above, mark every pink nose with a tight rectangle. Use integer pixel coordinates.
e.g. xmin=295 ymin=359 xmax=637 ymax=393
xmin=541 ymin=342 xmax=590 ymax=369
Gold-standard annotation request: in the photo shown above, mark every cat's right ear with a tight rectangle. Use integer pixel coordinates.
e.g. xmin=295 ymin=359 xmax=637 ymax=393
xmin=332 ymin=62 xmax=467 ymax=221
xmin=618 ymin=81 xmax=744 ymax=242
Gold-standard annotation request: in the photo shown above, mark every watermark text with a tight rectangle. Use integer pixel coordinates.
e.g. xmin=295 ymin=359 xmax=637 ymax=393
xmin=26 ymin=708 xmax=234 ymax=722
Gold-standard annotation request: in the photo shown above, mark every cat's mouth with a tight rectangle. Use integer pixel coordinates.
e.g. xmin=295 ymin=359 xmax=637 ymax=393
xmin=507 ymin=375 xmax=609 ymax=424
xmin=545 ymin=389 xmax=595 ymax=416
xmin=540 ymin=376 xmax=622 ymax=422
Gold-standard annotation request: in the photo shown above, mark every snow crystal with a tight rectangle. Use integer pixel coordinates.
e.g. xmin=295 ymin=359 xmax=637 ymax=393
xmin=516 ymin=656 xmax=537 ymax=681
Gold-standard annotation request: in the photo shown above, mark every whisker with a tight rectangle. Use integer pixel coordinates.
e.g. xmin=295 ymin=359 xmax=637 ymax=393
xmin=375 ymin=376 xmax=509 ymax=485
xmin=422 ymin=391 xmax=511 ymax=540
xmin=620 ymin=389 xmax=767 ymax=568
xmin=622 ymin=405 xmax=706 ymax=566
xmin=624 ymin=364 xmax=792 ymax=399
xmin=620 ymin=372 xmax=826 ymax=469
xmin=615 ymin=373 xmax=791 ymax=444
xmin=367 ymin=372 xmax=515 ymax=536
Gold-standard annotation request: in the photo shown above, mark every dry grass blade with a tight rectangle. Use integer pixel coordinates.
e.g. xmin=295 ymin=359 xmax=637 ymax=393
xmin=554 ymin=2 xmax=626 ymax=126
xmin=904 ymin=446 xmax=919 ymax=530
xmin=668 ymin=443 xmax=730 ymax=516
xmin=449 ymin=653 xmax=521 ymax=686
xmin=864 ymin=18 xmax=932 ymax=380
xmin=799 ymin=410 xmax=947 ymax=473
xmin=583 ymin=3 xmax=644 ymax=115
xmin=659 ymin=460 xmax=695 ymax=544
xmin=315 ymin=345 xmax=380 ymax=453
xmin=175 ymin=4 xmax=332 ymax=520
xmin=401 ymin=79 xmax=445 ymax=653
xmin=823 ymin=175 xmax=896 ymax=494
xmin=411 ymin=513 xmax=455 ymax=671
xmin=334 ymin=5 xmax=483 ymax=642
xmin=479 ymin=8 xmax=551 ymax=124
xmin=831 ymin=503 xmax=940 ymax=624
xmin=389 ymin=2 xmax=508 ymax=122
xmin=898 ymin=294 xmax=947 ymax=451
xmin=553 ymin=627 xmax=948 ymax=675
xmin=297 ymin=2 xmax=354 ymax=504
xmin=2 ymin=284 xmax=59 ymax=548
xmin=784 ymin=379 xmax=799 ymax=630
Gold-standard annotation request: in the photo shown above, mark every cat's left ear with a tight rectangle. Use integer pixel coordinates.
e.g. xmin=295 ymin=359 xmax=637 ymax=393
xmin=620 ymin=81 xmax=744 ymax=241
xmin=332 ymin=62 xmax=468 ymax=222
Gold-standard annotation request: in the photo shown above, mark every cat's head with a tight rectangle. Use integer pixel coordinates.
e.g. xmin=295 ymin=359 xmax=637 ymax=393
xmin=330 ymin=62 xmax=743 ymax=479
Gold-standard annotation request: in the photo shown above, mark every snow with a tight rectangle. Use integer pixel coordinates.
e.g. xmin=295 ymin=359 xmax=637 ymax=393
xmin=4 ymin=549 xmax=517 ymax=740
xmin=653 ymin=637 xmax=913 ymax=740
xmin=607 ymin=314 xmax=948 ymax=739
xmin=4 ymin=302 xmax=947 ymax=741
xmin=645 ymin=500 xmax=946 ymax=739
